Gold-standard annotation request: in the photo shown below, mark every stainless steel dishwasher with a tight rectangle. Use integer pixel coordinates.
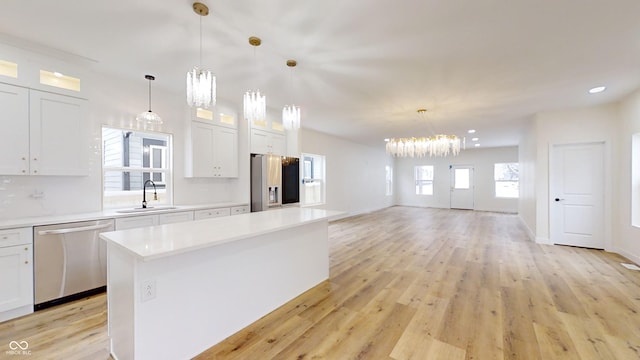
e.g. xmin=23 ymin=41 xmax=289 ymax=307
xmin=34 ymin=219 xmax=115 ymax=309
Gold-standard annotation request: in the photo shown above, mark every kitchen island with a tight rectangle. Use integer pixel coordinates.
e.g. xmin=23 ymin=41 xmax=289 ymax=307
xmin=100 ymin=207 xmax=343 ymax=360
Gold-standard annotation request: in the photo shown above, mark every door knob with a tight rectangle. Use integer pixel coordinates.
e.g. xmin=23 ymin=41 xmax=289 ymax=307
xmin=555 ymin=198 xmax=565 ymax=202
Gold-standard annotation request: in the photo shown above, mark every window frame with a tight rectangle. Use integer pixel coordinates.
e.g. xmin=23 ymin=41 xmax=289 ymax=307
xmin=102 ymin=126 xmax=173 ymax=209
xmin=385 ymin=165 xmax=393 ymax=196
xmin=300 ymin=153 xmax=326 ymax=206
xmin=415 ymin=165 xmax=434 ymax=195
xmin=494 ymin=162 xmax=519 ymax=199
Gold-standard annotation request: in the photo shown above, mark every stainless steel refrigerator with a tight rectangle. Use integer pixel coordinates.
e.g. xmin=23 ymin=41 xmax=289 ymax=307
xmin=250 ymin=154 xmax=282 ymax=211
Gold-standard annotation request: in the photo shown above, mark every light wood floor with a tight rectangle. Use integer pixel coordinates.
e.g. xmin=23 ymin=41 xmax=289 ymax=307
xmin=2 ymin=206 xmax=640 ymax=359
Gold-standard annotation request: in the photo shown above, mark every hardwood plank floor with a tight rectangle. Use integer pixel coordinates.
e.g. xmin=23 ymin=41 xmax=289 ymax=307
xmin=2 ymin=206 xmax=640 ymax=359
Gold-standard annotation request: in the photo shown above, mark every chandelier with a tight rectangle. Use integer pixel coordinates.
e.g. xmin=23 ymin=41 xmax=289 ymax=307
xmin=244 ymin=36 xmax=266 ymax=124
xmin=186 ymin=2 xmax=216 ymax=109
xmin=136 ymin=75 xmax=162 ymax=125
xmin=385 ymin=109 xmax=463 ymax=157
xmin=282 ymin=60 xmax=300 ymax=130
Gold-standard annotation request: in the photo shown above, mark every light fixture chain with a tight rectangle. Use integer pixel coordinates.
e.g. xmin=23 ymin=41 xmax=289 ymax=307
xmin=289 ymin=66 xmax=294 ymax=104
xmin=199 ymin=14 xmax=203 ymax=67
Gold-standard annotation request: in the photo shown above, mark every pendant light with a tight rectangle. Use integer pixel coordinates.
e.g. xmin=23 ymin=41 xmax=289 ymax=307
xmin=244 ymin=36 xmax=266 ymax=125
xmin=136 ymin=75 xmax=162 ymax=125
xmin=186 ymin=2 xmax=216 ymax=109
xmin=282 ymin=59 xmax=301 ymax=130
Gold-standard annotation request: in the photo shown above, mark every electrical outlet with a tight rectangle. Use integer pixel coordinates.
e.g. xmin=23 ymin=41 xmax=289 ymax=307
xmin=141 ymin=279 xmax=156 ymax=302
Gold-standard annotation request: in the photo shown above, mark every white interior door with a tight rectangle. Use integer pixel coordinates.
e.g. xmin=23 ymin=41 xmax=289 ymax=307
xmin=450 ymin=165 xmax=474 ymax=210
xmin=550 ymin=142 xmax=605 ymax=249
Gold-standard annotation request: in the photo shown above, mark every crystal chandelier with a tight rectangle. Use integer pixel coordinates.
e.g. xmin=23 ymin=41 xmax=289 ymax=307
xmin=136 ymin=75 xmax=162 ymax=125
xmin=244 ymin=36 xmax=266 ymax=124
xmin=385 ymin=109 xmax=463 ymax=157
xmin=186 ymin=2 xmax=216 ymax=109
xmin=282 ymin=105 xmax=300 ymax=130
xmin=282 ymin=60 xmax=300 ymax=130
xmin=244 ymin=89 xmax=266 ymax=123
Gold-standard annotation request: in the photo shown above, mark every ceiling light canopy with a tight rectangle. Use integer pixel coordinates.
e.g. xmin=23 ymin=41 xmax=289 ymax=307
xmin=588 ymin=86 xmax=606 ymax=94
xmin=386 ymin=109 xmax=463 ymax=157
xmin=186 ymin=2 xmax=216 ymax=109
xmin=244 ymin=36 xmax=266 ymax=125
xmin=136 ymin=75 xmax=162 ymax=125
xmin=282 ymin=59 xmax=300 ymax=130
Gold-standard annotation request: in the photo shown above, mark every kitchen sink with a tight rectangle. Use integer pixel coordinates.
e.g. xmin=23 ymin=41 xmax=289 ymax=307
xmin=115 ymin=206 xmax=177 ymax=214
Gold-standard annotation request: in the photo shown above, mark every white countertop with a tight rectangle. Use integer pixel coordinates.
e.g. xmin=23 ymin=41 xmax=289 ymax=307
xmin=100 ymin=207 xmax=345 ymax=261
xmin=0 ymin=202 xmax=248 ymax=230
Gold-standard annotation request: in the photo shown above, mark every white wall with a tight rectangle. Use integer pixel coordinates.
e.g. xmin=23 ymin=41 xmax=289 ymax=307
xmin=395 ymin=146 xmax=519 ymax=213
xmin=531 ymin=105 xmax=618 ymax=248
xmin=615 ymin=89 xmax=640 ymax=264
xmin=299 ymin=129 xmax=394 ymax=217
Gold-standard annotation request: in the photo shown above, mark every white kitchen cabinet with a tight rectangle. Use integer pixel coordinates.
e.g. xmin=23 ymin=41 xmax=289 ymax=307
xmin=250 ymin=128 xmax=286 ymax=156
xmin=158 ymin=211 xmax=194 ymax=224
xmin=29 ymin=90 xmax=88 ymax=176
xmin=192 ymin=106 xmax=237 ymax=129
xmin=115 ymin=215 xmax=159 ymax=230
xmin=185 ymin=121 xmax=238 ymax=178
xmin=0 ymin=83 xmax=29 ymax=175
xmin=194 ymin=208 xmax=231 ymax=220
xmin=231 ymin=205 xmax=250 ymax=215
xmin=0 ymin=227 xmax=33 ymax=322
xmin=0 ymin=83 xmax=88 ymax=176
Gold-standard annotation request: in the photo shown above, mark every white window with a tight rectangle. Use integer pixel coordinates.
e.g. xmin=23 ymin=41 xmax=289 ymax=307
xmin=301 ymin=153 xmax=325 ymax=206
xmin=454 ymin=168 xmax=470 ymax=189
xmin=385 ymin=165 xmax=393 ymax=196
xmin=494 ymin=162 xmax=519 ymax=198
xmin=415 ymin=165 xmax=434 ymax=195
xmin=102 ymin=127 xmax=172 ymax=208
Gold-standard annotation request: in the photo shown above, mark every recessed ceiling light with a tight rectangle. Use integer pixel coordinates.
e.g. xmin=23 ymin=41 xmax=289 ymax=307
xmin=468 ymin=129 xmax=476 ymax=134
xmin=53 ymin=71 xmax=63 ymax=77
xmin=589 ymin=86 xmax=606 ymax=94
xmin=384 ymin=138 xmax=390 ymax=142
xmin=472 ymin=137 xmax=479 ymax=142
xmin=474 ymin=143 xmax=481 ymax=147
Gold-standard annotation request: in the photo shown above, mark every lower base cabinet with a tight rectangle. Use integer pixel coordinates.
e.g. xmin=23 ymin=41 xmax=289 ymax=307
xmin=115 ymin=205 xmax=249 ymax=230
xmin=0 ymin=228 xmax=33 ymax=322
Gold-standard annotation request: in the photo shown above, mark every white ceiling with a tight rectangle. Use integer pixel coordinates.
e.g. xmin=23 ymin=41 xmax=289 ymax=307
xmin=1 ymin=0 xmax=639 ymax=147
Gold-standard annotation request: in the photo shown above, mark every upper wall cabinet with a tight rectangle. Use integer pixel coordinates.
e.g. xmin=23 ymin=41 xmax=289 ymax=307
xmin=0 ymin=83 xmax=89 ymax=176
xmin=250 ymin=128 xmax=286 ymax=156
xmin=0 ymin=83 xmax=29 ymax=175
xmin=192 ymin=104 xmax=238 ymax=129
xmin=0 ymin=43 xmax=88 ymax=99
xmin=185 ymin=121 xmax=238 ymax=178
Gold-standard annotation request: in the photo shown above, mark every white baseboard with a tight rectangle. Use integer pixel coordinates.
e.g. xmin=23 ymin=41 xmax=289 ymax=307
xmin=614 ymin=247 xmax=640 ymax=266
xmin=517 ymin=215 xmax=536 ymax=242
xmin=535 ymin=236 xmax=552 ymax=245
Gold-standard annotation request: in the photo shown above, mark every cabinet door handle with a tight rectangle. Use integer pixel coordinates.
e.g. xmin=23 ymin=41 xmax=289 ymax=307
xmin=21 ymin=157 xmax=26 ymax=160
xmin=24 ymin=247 xmax=28 ymax=251
xmin=33 ymin=157 xmax=37 ymax=161
xmin=24 ymin=261 xmax=29 ymax=264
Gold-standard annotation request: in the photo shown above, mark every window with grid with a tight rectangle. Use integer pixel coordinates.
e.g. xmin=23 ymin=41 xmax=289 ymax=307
xmin=494 ymin=162 xmax=519 ymax=198
xmin=415 ymin=165 xmax=434 ymax=195
xmin=301 ymin=153 xmax=325 ymax=206
xmin=385 ymin=165 xmax=393 ymax=196
xmin=102 ymin=127 xmax=172 ymax=208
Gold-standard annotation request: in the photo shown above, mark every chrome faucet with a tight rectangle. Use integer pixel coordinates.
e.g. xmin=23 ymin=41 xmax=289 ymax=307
xmin=142 ymin=179 xmax=158 ymax=208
